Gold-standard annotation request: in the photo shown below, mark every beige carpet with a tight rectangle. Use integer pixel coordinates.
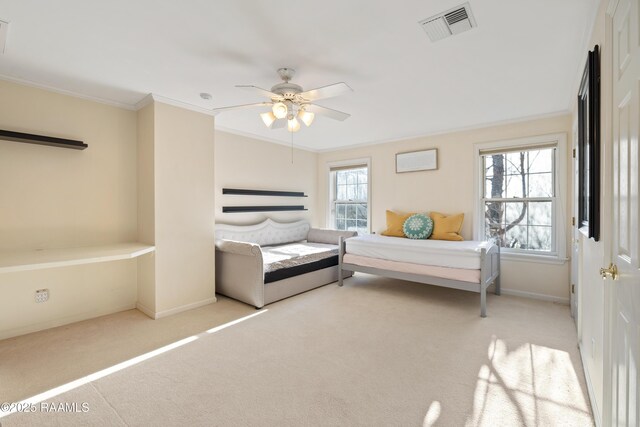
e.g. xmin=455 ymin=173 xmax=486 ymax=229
xmin=1 ymin=274 xmax=593 ymax=426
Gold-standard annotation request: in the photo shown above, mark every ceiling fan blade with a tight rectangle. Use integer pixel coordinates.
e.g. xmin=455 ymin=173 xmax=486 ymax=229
xmin=235 ymin=85 xmax=281 ymax=100
xmin=298 ymin=82 xmax=353 ymax=102
xmin=304 ymin=104 xmax=351 ymax=121
xmin=212 ymin=102 xmax=271 ymax=112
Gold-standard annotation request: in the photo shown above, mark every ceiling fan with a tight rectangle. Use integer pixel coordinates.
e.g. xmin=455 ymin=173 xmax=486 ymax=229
xmin=213 ymin=68 xmax=353 ymax=132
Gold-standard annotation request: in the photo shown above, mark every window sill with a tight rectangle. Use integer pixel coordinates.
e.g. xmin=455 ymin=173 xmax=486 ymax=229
xmin=500 ymin=252 xmax=568 ymax=265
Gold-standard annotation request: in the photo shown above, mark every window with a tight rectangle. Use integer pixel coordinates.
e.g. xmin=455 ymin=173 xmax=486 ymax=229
xmin=475 ymin=134 xmax=567 ymax=261
xmin=328 ymin=160 xmax=370 ymax=234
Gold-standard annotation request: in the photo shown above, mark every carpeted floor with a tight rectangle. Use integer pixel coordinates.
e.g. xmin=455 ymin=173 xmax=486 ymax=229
xmin=0 ymin=274 xmax=593 ymax=426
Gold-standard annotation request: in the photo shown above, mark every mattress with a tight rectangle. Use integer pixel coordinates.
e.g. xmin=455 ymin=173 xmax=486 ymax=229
xmin=342 ymin=254 xmax=481 ymax=283
xmin=345 ymin=234 xmax=489 ymax=270
xmin=262 ymin=243 xmax=338 ymax=284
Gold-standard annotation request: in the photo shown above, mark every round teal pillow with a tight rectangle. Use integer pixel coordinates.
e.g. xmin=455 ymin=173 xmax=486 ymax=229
xmin=403 ymin=213 xmax=433 ymax=239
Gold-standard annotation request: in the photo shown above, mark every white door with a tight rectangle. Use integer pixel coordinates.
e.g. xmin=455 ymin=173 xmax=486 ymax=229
xmin=611 ymin=0 xmax=640 ymax=424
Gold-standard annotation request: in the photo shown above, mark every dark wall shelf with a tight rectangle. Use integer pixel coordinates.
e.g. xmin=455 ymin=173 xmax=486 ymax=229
xmin=223 ymin=188 xmax=307 ymax=197
xmin=223 ymin=205 xmax=308 ymax=213
xmin=0 ymin=129 xmax=87 ymax=150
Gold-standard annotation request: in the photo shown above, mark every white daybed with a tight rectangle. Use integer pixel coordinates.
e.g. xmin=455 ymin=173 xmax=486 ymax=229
xmin=215 ymin=219 xmax=356 ymax=308
xmin=338 ymin=234 xmax=500 ymax=317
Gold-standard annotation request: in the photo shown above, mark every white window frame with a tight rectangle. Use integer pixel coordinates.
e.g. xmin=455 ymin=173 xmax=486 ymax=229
xmin=326 ymin=158 xmax=371 ymax=234
xmin=473 ymin=133 xmax=568 ymax=264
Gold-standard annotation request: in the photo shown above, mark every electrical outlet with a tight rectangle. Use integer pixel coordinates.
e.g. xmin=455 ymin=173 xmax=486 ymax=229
xmin=35 ymin=288 xmax=49 ymax=303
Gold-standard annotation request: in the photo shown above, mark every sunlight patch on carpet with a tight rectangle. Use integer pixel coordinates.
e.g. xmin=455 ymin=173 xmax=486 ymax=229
xmin=467 ymin=335 xmax=593 ymax=426
xmin=423 ymin=400 xmax=441 ymax=426
xmin=0 ymin=309 xmax=268 ymax=418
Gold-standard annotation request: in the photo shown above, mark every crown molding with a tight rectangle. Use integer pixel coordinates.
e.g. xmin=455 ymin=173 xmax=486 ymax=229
xmin=0 ymin=73 xmax=137 ymax=110
xmin=135 ymin=93 xmax=217 ymax=116
xmin=0 ymin=74 xmax=218 ymax=117
xmin=315 ymin=109 xmax=572 ymax=153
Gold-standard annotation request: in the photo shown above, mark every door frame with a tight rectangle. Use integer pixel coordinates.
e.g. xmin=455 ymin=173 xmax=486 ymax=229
xmin=602 ymin=1 xmax=619 ymax=424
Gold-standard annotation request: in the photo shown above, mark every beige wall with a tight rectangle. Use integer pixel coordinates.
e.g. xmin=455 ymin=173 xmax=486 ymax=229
xmin=215 ymin=131 xmax=319 ymax=227
xmin=0 ymin=80 xmax=138 ymax=250
xmin=317 ymin=114 xmax=573 ymax=300
xmin=137 ymin=101 xmax=217 ymax=317
xmin=0 ymin=261 xmax=137 ymax=340
xmin=0 ymin=80 xmax=139 ymax=338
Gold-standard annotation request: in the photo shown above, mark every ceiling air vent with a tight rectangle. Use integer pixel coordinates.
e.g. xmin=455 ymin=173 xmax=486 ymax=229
xmin=0 ymin=20 xmax=8 ymax=54
xmin=419 ymin=2 xmax=477 ymax=42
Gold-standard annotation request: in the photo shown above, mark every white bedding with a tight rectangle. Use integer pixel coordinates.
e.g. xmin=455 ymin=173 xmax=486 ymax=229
xmin=345 ymin=234 xmax=489 ymax=270
xmin=261 ymin=242 xmax=336 ymax=266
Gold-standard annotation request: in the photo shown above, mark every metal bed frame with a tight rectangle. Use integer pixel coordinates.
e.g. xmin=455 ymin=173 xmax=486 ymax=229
xmin=337 ymin=236 xmax=501 ymax=317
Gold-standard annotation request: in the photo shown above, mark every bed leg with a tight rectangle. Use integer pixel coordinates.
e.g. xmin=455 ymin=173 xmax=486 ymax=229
xmin=338 ymin=236 xmax=344 ymax=287
xmin=480 ymin=285 xmax=487 ymax=318
xmin=494 ymin=244 xmax=501 ymax=295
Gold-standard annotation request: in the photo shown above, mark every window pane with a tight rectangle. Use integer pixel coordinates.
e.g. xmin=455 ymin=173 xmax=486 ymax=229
xmin=336 ymin=204 xmax=345 ymax=218
xmin=528 ymin=226 xmax=552 ymax=251
xmin=337 ymin=184 xmax=346 ymax=200
xmin=357 ymin=168 xmax=367 ymax=184
xmin=485 ymin=175 xmax=505 ymax=198
xmin=346 ymin=185 xmax=356 ymax=200
xmin=489 ymin=154 xmax=506 ymax=174
xmin=505 ymin=202 xmax=527 ymax=226
xmin=528 ymin=202 xmax=552 ymax=226
xmin=336 ymin=219 xmax=346 ymax=230
xmin=484 ymin=155 xmax=496 ymax=176
xmin=485 ymin=201 xmax=504 ymax=224
xmin=506 ymin=152 xmax=525 ymax=175
xmin=528 ymin=149 xmax=553 ymax=173
xmin=484 ymin=155 xmax=505 ymax=197
xmin=336 ymin=171 xmax=347 ymax=185
xmin=356 ymin=204 xmax=367 ymax=220
xmin=346 ymin=172 xmax=356 ymax=185
xmin=505 ymin=174 xmax=526 ymax=198
xmin=346 ymin=204 xmax=356 ymax=219
xmin=346 ymin=219 xmax=357 ymax=231
xmin=529 ymin=173 xmax=553 ymax=197
xmin=505 ymin=225 xmax=527 ymax=249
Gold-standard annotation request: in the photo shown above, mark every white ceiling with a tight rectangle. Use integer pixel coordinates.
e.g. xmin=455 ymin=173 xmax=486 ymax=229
xmin=0 ymin=0 xmax=599 ymax=151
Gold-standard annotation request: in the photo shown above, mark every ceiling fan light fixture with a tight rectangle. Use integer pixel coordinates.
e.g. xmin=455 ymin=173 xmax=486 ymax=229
xmin=298 ymin=110 xmax=315 ymax=127
xmin=260 ymin=111 xmax=277 ymax=128
xmin=272 ymin=102 xmax=288 ymax=119
xmin=287 ymin=117 xmax=301 ymax=133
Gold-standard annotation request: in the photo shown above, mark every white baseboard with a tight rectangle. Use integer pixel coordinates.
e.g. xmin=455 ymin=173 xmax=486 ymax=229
xmin=579 ymin=342 xmax=602 ymax=427
xmin=135 ymin=302 xmax=155 ymax=319
xmin=500 ymin=288 xmax=570 ymax=305
xmin=0 ymin=303 xmax=136 ymax=341
xmin=137 ymin=297 xmax=218 ymax=320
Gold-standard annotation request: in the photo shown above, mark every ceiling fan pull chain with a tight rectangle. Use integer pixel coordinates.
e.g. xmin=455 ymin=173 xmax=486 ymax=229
xmin=291 ymin=130 xmax=294 ymax=164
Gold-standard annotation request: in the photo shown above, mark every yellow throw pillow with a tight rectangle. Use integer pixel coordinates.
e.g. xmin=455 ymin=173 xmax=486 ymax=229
xmin=381 ymin=210 xmax=415 ymax=237
xmin=429 ymin=212 xmax=464 ymax=241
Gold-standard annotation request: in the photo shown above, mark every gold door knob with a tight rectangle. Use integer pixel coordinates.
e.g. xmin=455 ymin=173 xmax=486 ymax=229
xmin=599 ymin=263 xmax=618 ymax=280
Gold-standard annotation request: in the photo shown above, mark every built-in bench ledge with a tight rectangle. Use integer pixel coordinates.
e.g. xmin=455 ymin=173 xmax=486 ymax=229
xmin=0 ymin=243 xmax=155 ymax=273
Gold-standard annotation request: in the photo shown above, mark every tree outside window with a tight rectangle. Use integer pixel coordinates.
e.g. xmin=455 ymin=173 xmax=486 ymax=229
xmin=483 ymin=147 xmax=555 ymax=252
